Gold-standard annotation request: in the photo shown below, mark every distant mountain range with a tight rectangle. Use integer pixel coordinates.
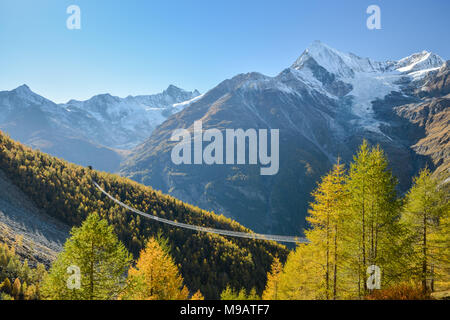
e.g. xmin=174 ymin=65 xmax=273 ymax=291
xmin=120 ymin=41 xmax=449 ymax=235
xmin=1 ymin=41 xmax=448 ymax=236
xmin=0 ymin=84 xmax=200 ymax=171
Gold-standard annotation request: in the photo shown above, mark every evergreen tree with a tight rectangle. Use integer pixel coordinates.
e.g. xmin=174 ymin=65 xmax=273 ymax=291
xmin=33 ymin=263 xmax=47 ymax=299
xmin=0 ymin=292 xmax=13 ymax=300
xmin=41 ymin=213 xmax=132 ymax=300
xmin=273 ymin=161 xmax=349 ymax=300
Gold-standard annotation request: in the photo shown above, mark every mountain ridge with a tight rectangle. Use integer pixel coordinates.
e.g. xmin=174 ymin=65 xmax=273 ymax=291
xmin=0 ymin=84 xmax=200 ymax=172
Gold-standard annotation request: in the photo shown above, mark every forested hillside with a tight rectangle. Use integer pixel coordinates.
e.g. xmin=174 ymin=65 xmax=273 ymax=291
xmin=0 ymin=130 xmax=288 ymax=299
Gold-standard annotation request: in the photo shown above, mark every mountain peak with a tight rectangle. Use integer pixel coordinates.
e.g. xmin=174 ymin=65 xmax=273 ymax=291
xmin=396 ymin=50 xmax=444 ymax=73
xmin=10 ymin=84 xmax=45 ymax=102
xmin=291 ymin=41 xmax=376 ymax=77
xmin=163 ymin=85 xmax=200 ymax=99
xmin=164 ymin=84 xmax=183 ymax=95
xmin=292 ymin=41 xmax=444 ymax=77
xmin=294 ymin=41 xmax=339 ymax=65
xmin=13 ymin=84 xmax=32 ymax=95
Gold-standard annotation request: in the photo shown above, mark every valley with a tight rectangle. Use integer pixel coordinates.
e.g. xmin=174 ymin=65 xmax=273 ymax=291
xmin=1 ymin=41 xmax=448 ymax=239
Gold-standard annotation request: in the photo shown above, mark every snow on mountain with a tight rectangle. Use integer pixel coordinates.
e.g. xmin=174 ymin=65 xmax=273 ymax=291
xmin=396 ymin=51 xmax=444 ymax=73
xmin=290 ymin=41 xmax=445 ymax=132
xmin=224 ymin=41 xmax=444 ymax=134
xmin=61 ymin=85 xmax=200 ymax=149
xmin=0 ymin=84 xmax=200 ymax=171
xmin=1 ymin=84 xmax=55 ymax=110
xmin=121 ymin=42 xmax=447 ymax=235
xmin=172 ymin=93 xmax=205 ymax=113
xmin=292 ymin=41 xmax=393 ymax=77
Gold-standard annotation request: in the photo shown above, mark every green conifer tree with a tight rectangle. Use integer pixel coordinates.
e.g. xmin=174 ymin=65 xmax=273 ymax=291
xmin=41 ymin=213 xmax=132 ymax=300
xmin=401 ymin=168 xmax=448 ymax=293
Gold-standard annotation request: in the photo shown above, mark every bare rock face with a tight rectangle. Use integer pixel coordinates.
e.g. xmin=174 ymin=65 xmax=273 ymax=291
xmin=417 ymin=61 xmax=450 ymax=97
xmin=396 ymin=95 xmax=450 ymax=177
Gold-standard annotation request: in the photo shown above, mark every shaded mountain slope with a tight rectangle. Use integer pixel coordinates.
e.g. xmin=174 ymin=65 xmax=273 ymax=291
xmin=395 ymin=62 xmax=450 ymax=177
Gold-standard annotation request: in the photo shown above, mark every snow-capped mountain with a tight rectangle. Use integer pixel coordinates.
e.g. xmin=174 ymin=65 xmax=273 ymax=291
xmin=291 ymin=41 xmax=444 ymax=127
xmin=61 ymin=85 xmax=201 ymax=149
xmin=1 ymin=41 xmax=447 ymax=235
xmin=120 ymin=41 xmax=447 ymax=235
xmin=0 ymin=85 xmax=200 ymax=171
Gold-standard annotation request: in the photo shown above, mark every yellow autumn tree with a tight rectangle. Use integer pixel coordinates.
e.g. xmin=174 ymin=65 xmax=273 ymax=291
xmin=277 ymin=243 xmax=324 ymax=300
xmin=190 ymin=290 xmax=205 ymax=300
xmin=262 ymin=257 xmax=283 ymax=300
xmin=11 ymin=278 xmax=21 ymax=300
xmin=305 ymin=160 xmax=348 ymax=299
xmin=401 ymin=168 xmax=449 ymax=293
xmin=276 ymin=160 xmax=350 ymax=300
xmin=121 ymin=237 xmax=189 ymax=300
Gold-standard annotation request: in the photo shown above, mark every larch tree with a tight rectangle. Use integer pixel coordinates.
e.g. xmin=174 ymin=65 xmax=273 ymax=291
xmin=11 ymin=278 xmax=21 ymax=300
xmin=277 ymin=243 xmax=324 ymax=300
xmin=401 ymin=168 xmax=448 ymax=293
xmin=262 ymin=257 xmax=283 ymax=300
xmin=220 ymin=286 xmax=259 ymax=300
xmin=303 ymin=160 xmax=348 ymax=299
xmin=121 ymin=237 xmax=189 ymax=300
xmin=190 ymin=290 xmax=205 ymax=300
xmin=345 ymin=141 xmax=401 ymax=297
xmin=41 ymin=213 xmax=132 ymax=300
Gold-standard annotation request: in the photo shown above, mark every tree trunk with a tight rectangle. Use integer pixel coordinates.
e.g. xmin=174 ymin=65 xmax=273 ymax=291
xmin=333 ymin=225 xmax=338 ymax=300
xmin=90 ymin=240 xmax=94 ymax=300
xmin=422 ymin=210 xmax=427 ymax=293
xmin=326 ymin=211 xmax=330 ymax=300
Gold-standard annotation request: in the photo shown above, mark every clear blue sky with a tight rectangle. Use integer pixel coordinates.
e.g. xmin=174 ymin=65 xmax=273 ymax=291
xmin=1 ymin=0 xmax=449 ymax=103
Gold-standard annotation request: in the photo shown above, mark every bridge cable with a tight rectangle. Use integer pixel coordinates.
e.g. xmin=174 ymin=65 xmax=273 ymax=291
xmin=93 ymin=181 xmax=307 ymax=244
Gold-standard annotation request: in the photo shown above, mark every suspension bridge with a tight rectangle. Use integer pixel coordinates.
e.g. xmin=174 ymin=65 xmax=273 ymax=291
xmin=93 ymin=181 xmax=307 ymax=244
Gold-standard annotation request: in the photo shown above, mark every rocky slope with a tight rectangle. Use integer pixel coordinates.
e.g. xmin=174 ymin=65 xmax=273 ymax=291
xmin=0 ymin=169 xmax=69 ymax=267
xmin=395 ymin=62 xmax=450 ymax=177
